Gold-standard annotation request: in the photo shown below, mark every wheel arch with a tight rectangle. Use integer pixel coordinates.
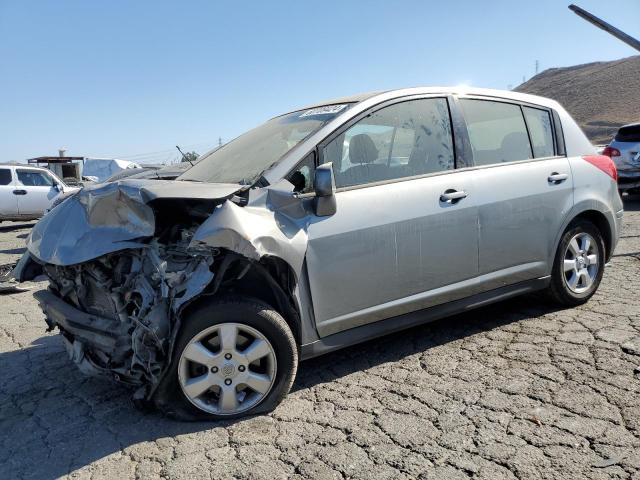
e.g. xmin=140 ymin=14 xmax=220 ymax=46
xmin=179 ymin=252 xmax=303 ymax=347
xmin=555 ymin=205 xmax=614 ymax=262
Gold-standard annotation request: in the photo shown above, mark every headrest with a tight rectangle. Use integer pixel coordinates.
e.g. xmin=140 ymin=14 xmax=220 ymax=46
xmin=501 ymin=132 xmax=531 ymax=160
xmin=349 ymin=134 xmax=378 ymax=164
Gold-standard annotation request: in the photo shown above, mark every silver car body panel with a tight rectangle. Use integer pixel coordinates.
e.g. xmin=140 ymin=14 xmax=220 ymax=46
xmin=191 ymin=182 xmax=310 ymax=274
xmin=306 ymin=169 xmax=479 ymax=337
xmin=564 ymin=155 xmax=624 ymax=255
xmin=472 ymin=157 xmax=574 ymax=282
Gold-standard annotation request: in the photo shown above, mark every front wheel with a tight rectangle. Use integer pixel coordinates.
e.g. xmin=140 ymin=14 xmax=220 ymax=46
xmin=153 ymin=296 xmax=298 ymax=421
xmin=546 ymin=220 xmax=605 ymax=306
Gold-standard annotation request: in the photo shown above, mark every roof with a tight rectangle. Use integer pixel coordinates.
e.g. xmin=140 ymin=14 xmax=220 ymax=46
xmin=27 ymin=156 xmax=84 ymax=164
xmin=294 ymin=90 xmax=387 ymax=111
xmin=285 ymin=86 xmax=561 ymax=116
xmin=0 ymin=162 xmax=49 ymax=169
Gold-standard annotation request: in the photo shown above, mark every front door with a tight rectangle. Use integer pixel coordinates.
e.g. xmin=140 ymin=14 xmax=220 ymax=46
xmin=304 ymin=97 xmax=479 ymax=337
xmin=15 ymin=168 xmax=59 ymax=216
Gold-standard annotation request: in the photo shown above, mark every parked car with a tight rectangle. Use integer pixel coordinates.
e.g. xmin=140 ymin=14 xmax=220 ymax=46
xmin=124 ymin=161 xmax=193 ymax=180
xmin=603 ymin=123 xmax=640 ymax=194
xmin=103 ymin=161 xmax=197 ymax=183
xmin=0 ymin=164 xmax=80 ymax=222
xmin=15 ymin=87 xmax=622 ymax=420
xmin=103 ymin=166 xmax=161 ymax=183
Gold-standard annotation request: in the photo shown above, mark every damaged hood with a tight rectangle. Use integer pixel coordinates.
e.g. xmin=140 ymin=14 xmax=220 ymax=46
xmin=28 ymin=179 xmax=242 ymax=266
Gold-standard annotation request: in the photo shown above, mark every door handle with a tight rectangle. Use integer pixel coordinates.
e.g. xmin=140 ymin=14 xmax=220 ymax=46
xmin=440 ymin=189 xmax=467 ymax=203
xmin=548 ymin=173 xmax=568 ymax=183
xmin=12 ymin=189 xmax=27 ymax=195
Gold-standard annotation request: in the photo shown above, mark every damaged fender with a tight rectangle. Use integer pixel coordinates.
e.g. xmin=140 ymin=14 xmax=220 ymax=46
xmin=191 ymin=182 xmax=309 ymax=274
xmin=26 ymin=177 xmax=313 ymax=400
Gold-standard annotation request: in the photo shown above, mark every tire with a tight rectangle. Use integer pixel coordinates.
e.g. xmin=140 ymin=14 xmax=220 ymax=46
xmin=153 ymin=296 xmax=297 ymax=421
xmin=546 ymin=220 xmax=605 ymax=306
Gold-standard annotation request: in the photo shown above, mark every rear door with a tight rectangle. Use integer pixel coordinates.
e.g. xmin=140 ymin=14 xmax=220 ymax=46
xmin=458 ymin=97 xmax=573 ymax=288
xmin=15 ymin=168 xmax=59 ymax=216
xmin=304 ymin=96 xmax=479 ymax=337
xmin=0 ymin=167 xmax=18 ymax=218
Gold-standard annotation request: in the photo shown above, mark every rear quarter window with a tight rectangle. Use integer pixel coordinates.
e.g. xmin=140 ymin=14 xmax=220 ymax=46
xmin=615 ymin=124 xmax=640 ymax=143
xmin=0 ymin=168 xmax=12 ymax=185
xmin=523 ymin=107 xmax=555 ymax=158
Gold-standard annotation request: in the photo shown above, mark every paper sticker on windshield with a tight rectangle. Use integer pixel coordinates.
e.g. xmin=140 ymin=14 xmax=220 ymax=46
xmin=299 ymin=104 xmax=348 ymax=118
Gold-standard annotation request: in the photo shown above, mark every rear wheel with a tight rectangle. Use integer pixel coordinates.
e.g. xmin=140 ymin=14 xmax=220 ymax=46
xmin=153 ymin=296 xmax=297 ymax=421
xmin=546 ymin=220 xmax=605 ymax=306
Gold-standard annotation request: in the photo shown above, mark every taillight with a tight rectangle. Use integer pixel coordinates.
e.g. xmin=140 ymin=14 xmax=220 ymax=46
xmin=602 ymin=146 xmax=621 ymax=157
xmin=583 ymin=155 xmax=618 ymax=181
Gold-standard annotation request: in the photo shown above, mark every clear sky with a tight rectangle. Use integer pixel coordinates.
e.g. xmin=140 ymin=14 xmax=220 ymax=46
xmin=1 ymin=0 xmax=638 ymax=164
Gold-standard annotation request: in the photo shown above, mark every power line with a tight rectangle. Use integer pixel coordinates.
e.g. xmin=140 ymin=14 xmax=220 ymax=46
xmin=114 ymin=141 xmax=218 ymax=160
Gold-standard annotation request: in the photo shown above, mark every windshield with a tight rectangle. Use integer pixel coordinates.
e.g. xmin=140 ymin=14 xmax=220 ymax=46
xmin=178 ymin=104 xmax=352 ymax=184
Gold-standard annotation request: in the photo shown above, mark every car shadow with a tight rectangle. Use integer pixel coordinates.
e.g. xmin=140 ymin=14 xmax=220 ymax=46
xmin=0 ymin=293 xmax=563 ymax=479
xmin=0 ymin=247 xmax=26 ymax=255
xmin=622 ymin=193 xmax=640 ymax=211
xmin=0 ymin=222 xmax=35 ymax=233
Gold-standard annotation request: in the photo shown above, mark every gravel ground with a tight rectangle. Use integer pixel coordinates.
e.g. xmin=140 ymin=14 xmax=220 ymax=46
xmin=1 ymin=196 xmax=639 ymax=480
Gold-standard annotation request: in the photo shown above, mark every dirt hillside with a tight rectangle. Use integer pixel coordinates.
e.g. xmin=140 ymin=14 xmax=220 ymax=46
xmin=516 ymin=55 xmax=640 ymax=144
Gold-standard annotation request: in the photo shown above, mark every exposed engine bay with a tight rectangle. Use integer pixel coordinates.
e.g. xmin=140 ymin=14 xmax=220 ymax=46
xmin=40 ymin=227 xmax=214 ymax=395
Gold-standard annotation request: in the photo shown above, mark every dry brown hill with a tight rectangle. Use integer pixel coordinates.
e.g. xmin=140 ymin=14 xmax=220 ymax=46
xmin=516 ymin=55 xmax=640 ymax=144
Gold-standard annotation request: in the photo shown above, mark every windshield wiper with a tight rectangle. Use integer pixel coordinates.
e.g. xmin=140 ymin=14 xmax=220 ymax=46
xmin=176 ymin=145 xmax=195 ymax=166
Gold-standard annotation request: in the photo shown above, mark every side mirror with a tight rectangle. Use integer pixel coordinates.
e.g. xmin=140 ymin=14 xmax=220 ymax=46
xmin=313 ymin=162 xmax=336 ymax=216
xmin=54 ymin=183 xmax=62 ymax=192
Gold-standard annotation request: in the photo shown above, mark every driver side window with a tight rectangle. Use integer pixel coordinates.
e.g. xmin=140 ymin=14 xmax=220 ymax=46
xmin=17 ymin=169 xmax=54 ymax=187
xmin=322 ymin=98 xmax=454 ymax=188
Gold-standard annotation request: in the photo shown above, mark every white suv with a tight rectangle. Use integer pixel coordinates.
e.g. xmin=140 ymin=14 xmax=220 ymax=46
xmin=0 ymin=164 xmax=79 ymax=222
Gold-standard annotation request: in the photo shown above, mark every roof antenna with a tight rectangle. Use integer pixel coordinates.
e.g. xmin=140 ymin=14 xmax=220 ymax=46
xmin=176 ymin=145 xmax=194 ymax=166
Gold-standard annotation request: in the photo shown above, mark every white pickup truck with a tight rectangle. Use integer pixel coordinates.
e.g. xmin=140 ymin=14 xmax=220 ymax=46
xmin=0 ymin=164 xmax=79 ymax=222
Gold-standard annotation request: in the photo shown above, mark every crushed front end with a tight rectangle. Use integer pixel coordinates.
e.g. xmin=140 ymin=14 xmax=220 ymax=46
xmin=23 ymin=179 xmax=243 ymax=399
xmin=36 ymin=231 xmax=214 ymax=394
xmin=21 ymin=177 xmax=308 ymax=404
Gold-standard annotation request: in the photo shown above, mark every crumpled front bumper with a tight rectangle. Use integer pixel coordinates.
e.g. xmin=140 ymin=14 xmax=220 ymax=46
xmin=34 ymin=289 xmax=140 ymax=383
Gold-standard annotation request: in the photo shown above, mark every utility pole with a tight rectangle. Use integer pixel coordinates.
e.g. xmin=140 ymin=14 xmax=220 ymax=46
xmin=218 ymin=137 xmax=223 ymax=147
xmin=569 ymin=4 xmax=640 ymax=52
xmin=535 ymin=60 xmax=539 ymax=75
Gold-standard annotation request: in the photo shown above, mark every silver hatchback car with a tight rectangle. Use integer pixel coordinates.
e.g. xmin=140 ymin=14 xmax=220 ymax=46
xmin=17 ymin=87 xmax=623 ymax=420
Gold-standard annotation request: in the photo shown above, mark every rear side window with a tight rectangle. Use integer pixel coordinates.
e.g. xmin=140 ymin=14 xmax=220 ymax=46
xmin=323 ymin=98 xmax=455 ymax=188
xmin=523 ymin=107 xmax=555 ymax=158
xmin=0 ymin=168 xmax=11 ymax=185
xmin=17 ymin=169 xmax=54 ymax=187
xmin=615 ymin=124 xmax=640 ymax=143
xmin=459 ymin=99 xmax=532 ymax=166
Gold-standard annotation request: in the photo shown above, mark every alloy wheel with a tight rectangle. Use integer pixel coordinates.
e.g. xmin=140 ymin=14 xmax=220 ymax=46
xmin=178 ymin=322 xmax=277 ymax=415
xmin=563 ymin=232 xmax=599 ymax=294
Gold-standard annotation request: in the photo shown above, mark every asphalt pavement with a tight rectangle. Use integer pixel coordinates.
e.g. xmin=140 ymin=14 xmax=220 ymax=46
xmin=1 ymin=196 xmax=639 ymax=479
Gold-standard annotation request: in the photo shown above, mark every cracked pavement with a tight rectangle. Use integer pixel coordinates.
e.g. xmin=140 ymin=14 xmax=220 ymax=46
xmin=1 ymin=196 xmax=639 ymax=480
